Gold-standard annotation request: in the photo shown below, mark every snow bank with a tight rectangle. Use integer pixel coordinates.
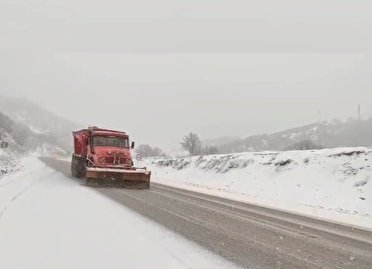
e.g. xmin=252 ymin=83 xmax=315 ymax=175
xmin=0 ymin=141 xmax=67 ymax=181
xmin=146 ymin=147 xmax=372 ymax=229
xmin=0 ymin=157 xmax=239 ymax=269
xmin=0 ymin=149 xmax=21 ymax=178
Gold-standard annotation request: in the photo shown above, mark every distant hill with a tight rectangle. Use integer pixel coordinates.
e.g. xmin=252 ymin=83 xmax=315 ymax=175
xmin=217 ymin=118 xmax=372 ymax=153
xmin=0 ymin=95 xmax=80 ymax=151
xmin=203 ymin=136 xmax=241 ymax=147
xmin=0 ymin=110 xmax=70 ymax=176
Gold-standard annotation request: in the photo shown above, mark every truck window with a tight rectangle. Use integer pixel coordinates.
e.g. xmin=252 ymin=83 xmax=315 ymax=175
xmin=92 ymin=136 xmax=129 ymax=148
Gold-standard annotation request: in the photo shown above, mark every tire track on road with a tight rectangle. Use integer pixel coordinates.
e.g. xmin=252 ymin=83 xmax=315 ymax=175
xmin=0 ymin=171 xmax=57 ymax=221
xmin=40 ymin=157 xmax=372 ymax=269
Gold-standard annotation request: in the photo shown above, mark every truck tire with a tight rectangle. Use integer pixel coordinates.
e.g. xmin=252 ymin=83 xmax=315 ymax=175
xmin=71 ymin=155 xmax=86 ymax=178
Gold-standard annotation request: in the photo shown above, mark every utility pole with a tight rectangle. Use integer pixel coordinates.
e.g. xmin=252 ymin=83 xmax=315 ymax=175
xmin=357 ymin=104 xmax=361 ymax=121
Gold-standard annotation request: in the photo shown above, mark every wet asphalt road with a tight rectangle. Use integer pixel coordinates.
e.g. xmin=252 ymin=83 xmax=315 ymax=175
xmin=40 ymin=157 xmax=372 ymax=269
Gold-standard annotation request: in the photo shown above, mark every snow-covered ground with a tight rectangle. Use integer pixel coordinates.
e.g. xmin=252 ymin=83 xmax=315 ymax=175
xmin=0 ymin=157 xmax=240 ymax=269
xmin=145 ymin=147 xmax=372 ymax=230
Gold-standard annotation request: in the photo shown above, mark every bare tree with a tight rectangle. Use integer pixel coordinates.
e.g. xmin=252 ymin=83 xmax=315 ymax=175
xmin=181 ymin=132 xmax=201 ymax=156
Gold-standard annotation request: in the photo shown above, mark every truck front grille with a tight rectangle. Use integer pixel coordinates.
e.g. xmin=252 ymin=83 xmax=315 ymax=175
xmin=105 ymin=157 xmax=126 ymax=164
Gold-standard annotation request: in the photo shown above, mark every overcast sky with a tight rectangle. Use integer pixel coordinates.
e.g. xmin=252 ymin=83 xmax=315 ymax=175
xmin=1 ymin=0 xmax=372 ymax=150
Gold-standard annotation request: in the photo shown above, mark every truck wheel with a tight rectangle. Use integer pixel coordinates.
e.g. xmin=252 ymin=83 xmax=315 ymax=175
xmin=71 ymin=155 xmax=86 ymax=178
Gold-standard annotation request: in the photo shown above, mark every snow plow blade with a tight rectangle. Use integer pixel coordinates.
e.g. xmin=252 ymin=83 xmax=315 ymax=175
xmin=85 ymin=167 xmax=151 ymax=189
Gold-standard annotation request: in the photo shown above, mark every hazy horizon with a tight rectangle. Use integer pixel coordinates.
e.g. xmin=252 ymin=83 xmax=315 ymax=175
xmin=1 ymin=0 xmax=372 ymax=150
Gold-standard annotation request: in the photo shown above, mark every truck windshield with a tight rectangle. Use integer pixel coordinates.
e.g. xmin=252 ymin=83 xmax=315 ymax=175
xmin=92 ymin=136 xmax=129 ymax=148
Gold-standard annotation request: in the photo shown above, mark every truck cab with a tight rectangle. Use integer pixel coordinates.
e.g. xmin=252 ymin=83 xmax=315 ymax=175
xmin=87 ymin=129 xmax=133 ymax=169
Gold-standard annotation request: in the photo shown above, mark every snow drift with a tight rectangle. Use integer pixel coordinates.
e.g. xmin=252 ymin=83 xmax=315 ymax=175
xmin=0 ymin=130 xmax=23 ymax=178
xmin=0 ymin=149 xmax=20 ymax=178
xmin=146 ymin=147 xmax=372 ymax=229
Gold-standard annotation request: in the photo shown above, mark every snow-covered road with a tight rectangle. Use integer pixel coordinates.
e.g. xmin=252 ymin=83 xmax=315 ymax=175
xmin=0 ymin=157 xmax=240 ymax=269
xmin=146 ymin=147 xmax=372 ymax=229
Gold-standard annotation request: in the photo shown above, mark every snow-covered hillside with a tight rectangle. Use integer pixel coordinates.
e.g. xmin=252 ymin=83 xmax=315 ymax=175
xmin=0 ymin=95 xmax=80 ymax=151
xmin=0 ymin=127 xmax=23 ymax=178
xmin=217 ymin=118 xmax=372 ymax=153
xmin=0 ymin=149 xmax=20 ymax=178
xmin=146 ymin=147 xmax=372 ymax=229
xmin=0 ymin=111 xmax=67 ymax=170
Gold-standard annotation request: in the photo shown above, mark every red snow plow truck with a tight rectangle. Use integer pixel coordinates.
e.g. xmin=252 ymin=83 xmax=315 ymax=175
xmin=71 ymin=127 xmax=151 ymax=189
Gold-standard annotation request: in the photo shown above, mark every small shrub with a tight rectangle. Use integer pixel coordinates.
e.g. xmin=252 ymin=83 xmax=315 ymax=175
xmin=275 ymin=159 xmax=293 ymax=167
